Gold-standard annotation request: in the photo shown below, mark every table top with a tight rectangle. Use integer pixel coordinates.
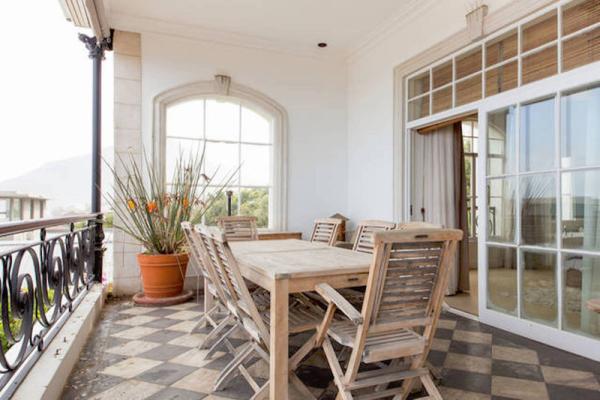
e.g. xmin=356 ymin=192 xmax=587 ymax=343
xmin=229 ymin=239 xmax=372 ymax=280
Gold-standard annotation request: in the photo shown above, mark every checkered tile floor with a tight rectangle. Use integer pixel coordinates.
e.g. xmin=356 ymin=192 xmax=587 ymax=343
xmin=62 ymin=297 xmax=600 ymax=400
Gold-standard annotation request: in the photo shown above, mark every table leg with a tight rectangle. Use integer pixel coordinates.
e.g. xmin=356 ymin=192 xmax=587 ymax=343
xmin=270 ymin=279 xmax=289 ymax=400
xmin=202 ymin=278 xmax=214 ymax=328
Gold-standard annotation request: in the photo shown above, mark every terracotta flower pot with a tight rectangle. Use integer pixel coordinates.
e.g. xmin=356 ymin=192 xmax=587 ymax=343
xmin=137 ymin=253 xmax=189 ymax=298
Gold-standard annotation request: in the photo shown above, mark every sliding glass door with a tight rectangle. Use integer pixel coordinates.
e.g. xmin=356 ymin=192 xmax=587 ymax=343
xmin=481 ymin=85 xmax=600 ymax=346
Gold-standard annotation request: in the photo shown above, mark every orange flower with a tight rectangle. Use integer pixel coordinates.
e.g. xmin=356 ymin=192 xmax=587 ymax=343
xmin=127 ymin=199 xmax=136 ymax=210
xmin=146 ymin=201 xmax=158 ymax=213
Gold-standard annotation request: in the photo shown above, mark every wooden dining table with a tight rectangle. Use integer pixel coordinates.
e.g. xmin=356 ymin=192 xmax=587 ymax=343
xmin=204 ymin=239 xmax=373 ymax=400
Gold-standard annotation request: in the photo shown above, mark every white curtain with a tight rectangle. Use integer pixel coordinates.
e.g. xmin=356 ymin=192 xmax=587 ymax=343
xmin=411 ymin=126 xmax=459 ymax=294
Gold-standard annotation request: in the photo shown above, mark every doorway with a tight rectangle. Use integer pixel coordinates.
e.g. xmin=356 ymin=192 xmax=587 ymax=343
xmin=410 ymin=115 xmax=479 ymax=315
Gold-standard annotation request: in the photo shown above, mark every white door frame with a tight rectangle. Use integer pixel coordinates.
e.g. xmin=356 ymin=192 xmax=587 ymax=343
xmin=405 ymin=61 xmax=600 ymax=361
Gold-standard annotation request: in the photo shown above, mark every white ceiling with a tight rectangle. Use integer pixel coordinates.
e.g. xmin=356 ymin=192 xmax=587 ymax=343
xmin=104 ymin=0 xmax=425 ymax=55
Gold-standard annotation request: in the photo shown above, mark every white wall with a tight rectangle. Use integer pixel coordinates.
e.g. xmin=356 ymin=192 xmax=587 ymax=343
xmin=140 ymin=33 xmax=349 ymax=238
xmin=345 ymin=0 xmax=513 ymax=227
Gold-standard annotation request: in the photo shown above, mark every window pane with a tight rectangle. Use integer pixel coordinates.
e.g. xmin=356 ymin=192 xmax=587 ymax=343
xmin=166 ymin=138 xmax=204 ymax=182
xmin=204 ymin=142 xmax=239 ymax=185
xmin=166 ymin=100 xmax=204 ymax=139
xmin=456 ymin=47 xmax=482 ymax=80
xmin=522 ymin=45 xmax=558 ymax=84
xmin=205 ymin=99 xmax=240 ymax=141
xmin=562 ymin=26 xmax=600 ymax=72
xmin=240 ymin=187 xmax=269 ymax=228
xmin=432 ymin=61 xmax=452 ymax=89
xmin=432 ymin=87 xmax=452 ymax=114
xmin=11 ymin=199 xmax=21 ymax=220
xmin=486 ymin=29 xmax=518 ymax=66
xmin=204 ymin=188 xmax=238 ymax=226
xmin=408 ymin=95 xmax=430 ymax=121
xmin=407 ymin=71 xmax=430 ymax=99
xmin=487 ymin=177 xmax=516 ymax=243
xmin=485 ymin=61 xmax=518 ymax=97
xmin=562 ymin=0 xmax=600 ymax=36
xmin=561 ymin=85 xmax=600 ymax=168
xmin=522 ymin=250 xmax=557 ymax=327
xmin=456 ymin=74 xmax=482 ymax=106
xmin=241 ymin=107 xmax=271 ymax=144
xmin=522 ymin=10 xmax=557 ymax=52
xmin=241 ymin=144 xmax=271 ymax=186
xmin=487 ymin=246 xmax=517 ymax=315
xmin=563 ymin=253 xmax=600 ymax=339
xmin=520 ymin=98 xmax=555 ymax=172
xmin=521 ymin=173 xmax=557 ymax=247
xmin=561 ymin=170 xmax=600 ymax=252
xmin=488 ymin=107 xmax=516 ymax=176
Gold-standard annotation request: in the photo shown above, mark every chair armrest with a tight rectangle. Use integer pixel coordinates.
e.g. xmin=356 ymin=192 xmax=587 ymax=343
xmin=315 ymin=283 xmax=363 ymax=325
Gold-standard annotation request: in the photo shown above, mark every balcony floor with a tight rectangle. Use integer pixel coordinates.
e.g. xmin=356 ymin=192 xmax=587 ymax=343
xmin=62 ymin=296 xmax=600 ymax=400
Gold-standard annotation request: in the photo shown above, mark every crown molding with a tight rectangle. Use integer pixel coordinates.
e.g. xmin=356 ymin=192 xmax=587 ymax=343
xmin=346 ymin=0 xmax=439 ymax=63
xmin=108 ymin=12 xmax=347 ymax=61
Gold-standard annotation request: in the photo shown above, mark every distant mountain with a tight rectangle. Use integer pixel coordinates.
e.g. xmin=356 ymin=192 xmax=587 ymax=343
xmin=0 ymin=148 xmax=114 ymax=216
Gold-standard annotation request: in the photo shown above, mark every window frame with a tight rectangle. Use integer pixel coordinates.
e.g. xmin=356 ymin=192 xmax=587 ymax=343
xmin=153 ymin=80 xmax=288 ymax=230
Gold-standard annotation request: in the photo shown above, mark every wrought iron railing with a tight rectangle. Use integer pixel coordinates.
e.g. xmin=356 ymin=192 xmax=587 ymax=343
xmin=0 ymin=214 xmax=103 ymax=398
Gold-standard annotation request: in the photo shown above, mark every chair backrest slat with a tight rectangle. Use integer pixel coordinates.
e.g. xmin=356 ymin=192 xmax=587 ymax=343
xmin=360 ymin=228 xmax=462 ymax=336
xmin=182 ymin=222 xmax=229 ymax=304
xmin=352 ymin=220 xmax=396 ymax=254
xmin=197 ymin=224 xmax=270 ymax=344
xmin=310 ymin=218 xmax=343 ymax=246
xmin=217 ymin=216 xmax=259 ymax=241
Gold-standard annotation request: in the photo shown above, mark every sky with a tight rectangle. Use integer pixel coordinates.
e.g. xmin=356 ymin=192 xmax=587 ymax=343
xmin=0 ymin=0 xmax=114 ymax=182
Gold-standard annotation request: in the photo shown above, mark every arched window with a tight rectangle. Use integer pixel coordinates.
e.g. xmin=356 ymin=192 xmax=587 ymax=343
xmin=154 ymin=80 xmax=287 ymax=229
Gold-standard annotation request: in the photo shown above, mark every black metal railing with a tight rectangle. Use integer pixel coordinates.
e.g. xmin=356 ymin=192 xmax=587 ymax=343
xmin=0 ymin=214 xmax=103 ymax=398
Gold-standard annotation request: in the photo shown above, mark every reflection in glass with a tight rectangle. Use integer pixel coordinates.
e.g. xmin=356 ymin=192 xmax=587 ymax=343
xmin=166 ymin=100 xmax=204 ymax=139
xmin=487 ymin=178 xmax=515 ymax=242
xmin=561 ymin=170 xmax=600 ymax=252
xmin=522 ymin=250 xmax=557 ymax=326
xmin=561 ymin=85 xmax=600 ymax=168
xmin=206 ymin=99 xmax=240 ymax=141
xmin=563 ymin=254 xmax=600 ymax=339
xmin=487 ymin=107 xmax=516 ymax=176
xmin=240 ymin=188 xmax=269 ymax=228
xmin=521 ymin=174 xmax=556 ymax=247
xmin=487 ymin=246 xmax=517 ymax=315
xmin=520 ymin=98 xmax=555 ymax=172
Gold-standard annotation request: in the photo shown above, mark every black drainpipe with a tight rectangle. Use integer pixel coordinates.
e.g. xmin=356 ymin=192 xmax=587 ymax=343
xmin=79 ymin=31 xmax=113 ymax=282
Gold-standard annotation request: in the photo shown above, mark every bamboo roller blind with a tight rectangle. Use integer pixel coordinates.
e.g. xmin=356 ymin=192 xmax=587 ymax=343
xmin=406 ymin=0 xmax=600 ymax=122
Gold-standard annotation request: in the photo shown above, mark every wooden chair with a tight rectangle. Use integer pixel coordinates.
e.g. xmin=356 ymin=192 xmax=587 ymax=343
xmin=197 ymin=225 xmax=326 ymax=399
xmin=181 ymin=222 xmax=239 ymax=357
xmin=310 ymin=228 xmax=463 ymax=400
xmin=353 ymin=220 xmax=397 ymax=254
xmin=311 ymin=217 xmax=343 ymax=246
xmin=217 ymin=215 xmax=259 ymax=241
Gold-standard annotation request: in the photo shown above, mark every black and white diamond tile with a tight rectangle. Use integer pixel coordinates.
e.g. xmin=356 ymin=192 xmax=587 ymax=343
xmin=62 ymin=297 xmax=600 ymax=400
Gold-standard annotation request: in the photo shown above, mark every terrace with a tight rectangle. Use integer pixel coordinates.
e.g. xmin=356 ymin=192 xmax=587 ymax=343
xmin=1 ymin=0 xmax=600 ymax=399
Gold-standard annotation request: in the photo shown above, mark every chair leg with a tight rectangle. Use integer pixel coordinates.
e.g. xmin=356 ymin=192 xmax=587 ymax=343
xmin=419 ymin=373 xmax=442 ymax=400
xmin=213 ymin=342 xmax=255 ymax=391
xmin=200 ymin=314 xmax=233 ymax=349
xmin=322 ymin=338 xmax=353 ymax=400
xmin=290 ymin=372 xmax=318 ymax=400
xmin=250 ymin=381 xmax=269 ymax=400
xmin=289 ymin=332 xmax=317 ymax=371
xmin=205 ymin=323 xmax=239 ymax=358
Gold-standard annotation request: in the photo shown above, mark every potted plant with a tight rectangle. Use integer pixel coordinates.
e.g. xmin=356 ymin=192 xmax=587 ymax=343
xmin=107 ymin=149 xmax=232 ymax=305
